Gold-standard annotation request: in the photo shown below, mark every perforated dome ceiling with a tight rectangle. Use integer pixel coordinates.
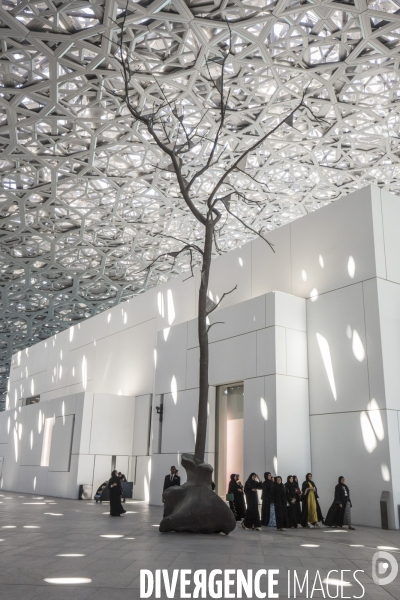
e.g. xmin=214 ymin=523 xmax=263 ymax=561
xmin=0 ymin=0 xmax=400 ymax=403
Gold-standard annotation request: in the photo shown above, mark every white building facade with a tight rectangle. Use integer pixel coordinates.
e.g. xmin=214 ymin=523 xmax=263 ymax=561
xmin=1 ymin=185 xmax=400 ymax=529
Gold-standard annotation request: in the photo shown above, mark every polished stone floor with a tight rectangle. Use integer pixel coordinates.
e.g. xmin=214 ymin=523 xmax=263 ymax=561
xmin=0 ymin=492 xmax=399 ymax=599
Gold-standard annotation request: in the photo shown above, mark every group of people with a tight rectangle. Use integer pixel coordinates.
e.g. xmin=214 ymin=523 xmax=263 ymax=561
xmin=228 ymin=472 xmax=355 ymax=532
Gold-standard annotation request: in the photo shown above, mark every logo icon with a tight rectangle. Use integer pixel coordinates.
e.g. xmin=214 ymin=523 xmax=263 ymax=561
xmin=372 ymin=551 xmax=398 ymax=586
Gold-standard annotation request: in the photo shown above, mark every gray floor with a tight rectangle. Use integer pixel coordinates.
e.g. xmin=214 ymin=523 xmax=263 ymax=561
xmin=0 ymin=493 xmax=399 ymax=599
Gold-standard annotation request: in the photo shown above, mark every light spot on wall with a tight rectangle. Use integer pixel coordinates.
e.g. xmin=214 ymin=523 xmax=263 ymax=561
xmin=360 ymin=411 xmax=377 ymax=453
xmin=82 ymin=356 xmax=87 ymax=391
xmin=30 ymin=430 xmax=33 ymax=450
xmin=301 ymin=270 xmax=307 ymax=282
xmin=153 ymin=349 xmax=157 ymax=368
xmin=123 ymin=312 xmax=127 ymax=325
xmin=260 ymin=397 xmax=268 ymax=420
xmin=7 ymin=418 xmax=10 ymax=434
xmin=346 ymin=325 xmax=352 ymax=339
xmin=239 ymin=257 xmax=243 ymax=267
xmin=319 ymin=255 xmax=324 ymax=268
xmin=192 ymin=417 xmax=197 ymax=443
xmin=62 ymin=401 xmax=65 ymax=425
xmin=60 ymin=350 xmax=63 ymax=360
xmin=38 ymin=411 xmax=42 ymax=434
xmin=163 ymin=327 xmax=170 ymax=342
xmin=13 ymin=428 xmax=18 ymax=462
xmin=381 ymin=464 xmax=390 ymax=481
xmin=30 ymin=379 xmax=34 ymax=395
xmin=157 ymin=292 xmax=164 ymax=317
xmin=352 ymin=330 xmax=365 ymax=362
xmin=348 ymin=256 xmax=355 ymax=279
xmin=167 ymin=289 xmax=175 ymax=326
xmin=310 ymin=288 xmax=318 ymax=302
xmin=171 ymin=376 xmax=177 ymax=404
xmin=107 ymin=313 xmax=111 ymax=323
xmin=69 ymin=327 xmax=74 ymax=342
xmin=316 ymin=333 xmax=337 ymax=401
xmin=72 ymin=367 xmax=75 ymax=377
xmin=18 ymin=423 xmax=22 ymax=441
xmin=144 ymin=477 xmax=149 ymax=503
xmin=273 ymin=456 xmax=278 ymax=475
xmin=367 ymin=399 xmax=384 ymax=441
xmin=33 ymin=477 xmax=36 ymax=490
xmin=41 ymin=417 xmax=54 ymax=467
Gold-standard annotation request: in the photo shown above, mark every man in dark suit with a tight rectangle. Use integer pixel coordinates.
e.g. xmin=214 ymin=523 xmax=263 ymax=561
xmin=163 ymin=466 xmax=180 ymax=492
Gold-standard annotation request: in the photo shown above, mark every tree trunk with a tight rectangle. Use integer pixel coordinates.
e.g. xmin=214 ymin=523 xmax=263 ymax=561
xmin=194 ymin=216 xmax=213 ymax=462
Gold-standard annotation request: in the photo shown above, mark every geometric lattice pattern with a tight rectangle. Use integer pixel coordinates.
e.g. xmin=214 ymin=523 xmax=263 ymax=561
xmin=1 ymin=0 xmax=400 ymax=402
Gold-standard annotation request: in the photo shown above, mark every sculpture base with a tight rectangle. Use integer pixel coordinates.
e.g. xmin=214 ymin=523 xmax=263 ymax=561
xmin=159 ymin=453 xmax=236 ymax=535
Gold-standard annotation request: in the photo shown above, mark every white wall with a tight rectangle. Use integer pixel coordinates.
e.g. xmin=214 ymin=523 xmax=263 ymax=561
xmin=0 ymin=392 xmax=137 ymax=499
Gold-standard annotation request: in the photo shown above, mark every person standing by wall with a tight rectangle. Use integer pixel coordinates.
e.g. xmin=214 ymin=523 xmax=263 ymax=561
xmin=285 ymin=476 xmax=298 ymax=528
xmin=163 ymin=466 xmax=180 ymax=493
xmin=293 ymin=475 xmax=302 ymax=525
xmin=273 ymin=476 xmax=288 ymax=531
xmin=261 ymin=472 xmax=273 ymax=526
xmin=234 ymin=474 xmax=246 ymax=521
xmin=242 ymin=473 xmax=262 ymax=530
xmin=228 ymin=474 xmax=239 ymax=520
xmin=325 ymin=476 xmax=355 ymax=530
xmin=301 ymin=473 xmax=324 ymax=528
xmin=108 ymin=470 xmax=126 ymax=517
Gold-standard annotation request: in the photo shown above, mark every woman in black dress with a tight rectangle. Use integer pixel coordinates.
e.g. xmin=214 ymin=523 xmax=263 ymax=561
xmin=273 ymin=476 xmax=289 ymax=531
xmin=108 ymin=470 xmax=126 ymax=517
xmin=228 ymin=474 xmax=238 ymax=519
xmin=285 ymin=476 xmax=298 ymax=528
xmin=261 ymin=472 xmax=273 ymax=526
xmin=325 ymin=476 xmax=355 ymax=530
xmin=242 ymin=473 xmax=262 ymax=530
xmin=293 ymin=475 xmax=302 ymax=525
xmin=235 ymin=474 xmax=246 ymax=521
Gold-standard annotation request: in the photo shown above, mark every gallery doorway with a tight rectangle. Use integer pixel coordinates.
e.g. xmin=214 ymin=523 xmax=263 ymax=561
xmin=215 ymin=382 xmax=244 ymax=497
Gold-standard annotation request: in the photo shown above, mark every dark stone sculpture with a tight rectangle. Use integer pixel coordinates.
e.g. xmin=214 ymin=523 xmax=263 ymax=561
xmin=159 ymin=453 xmax=236 ymax=534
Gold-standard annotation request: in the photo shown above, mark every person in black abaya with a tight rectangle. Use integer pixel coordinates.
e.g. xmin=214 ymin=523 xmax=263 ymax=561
xmin=261 ymin=472 xmax=273 ymax=526
xmin=234 ymin=474 xmax=246 ymax=521
xmin=293 ymin=475 xmax=302 ymax=525
xmin=285 ymin=476 xmax=298 ymax=528
xmin=108 ymin=470 xmax=126 ymax=517
xmin=301 ymin=473 xmax=324 ymax=528
xmin=228 ymin=474 xmax=239 ymax=520
xmin=273 ymin=476 xmax=289 ymax=531
xmin=325 ymin=476 xmax=355 ymax=530
xmin=242 ymin=473 xmax=262 ymax=530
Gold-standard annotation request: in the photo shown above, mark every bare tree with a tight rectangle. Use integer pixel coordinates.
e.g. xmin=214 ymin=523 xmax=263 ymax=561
xmin=105 ymin=6 xmax=321 ymax=469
